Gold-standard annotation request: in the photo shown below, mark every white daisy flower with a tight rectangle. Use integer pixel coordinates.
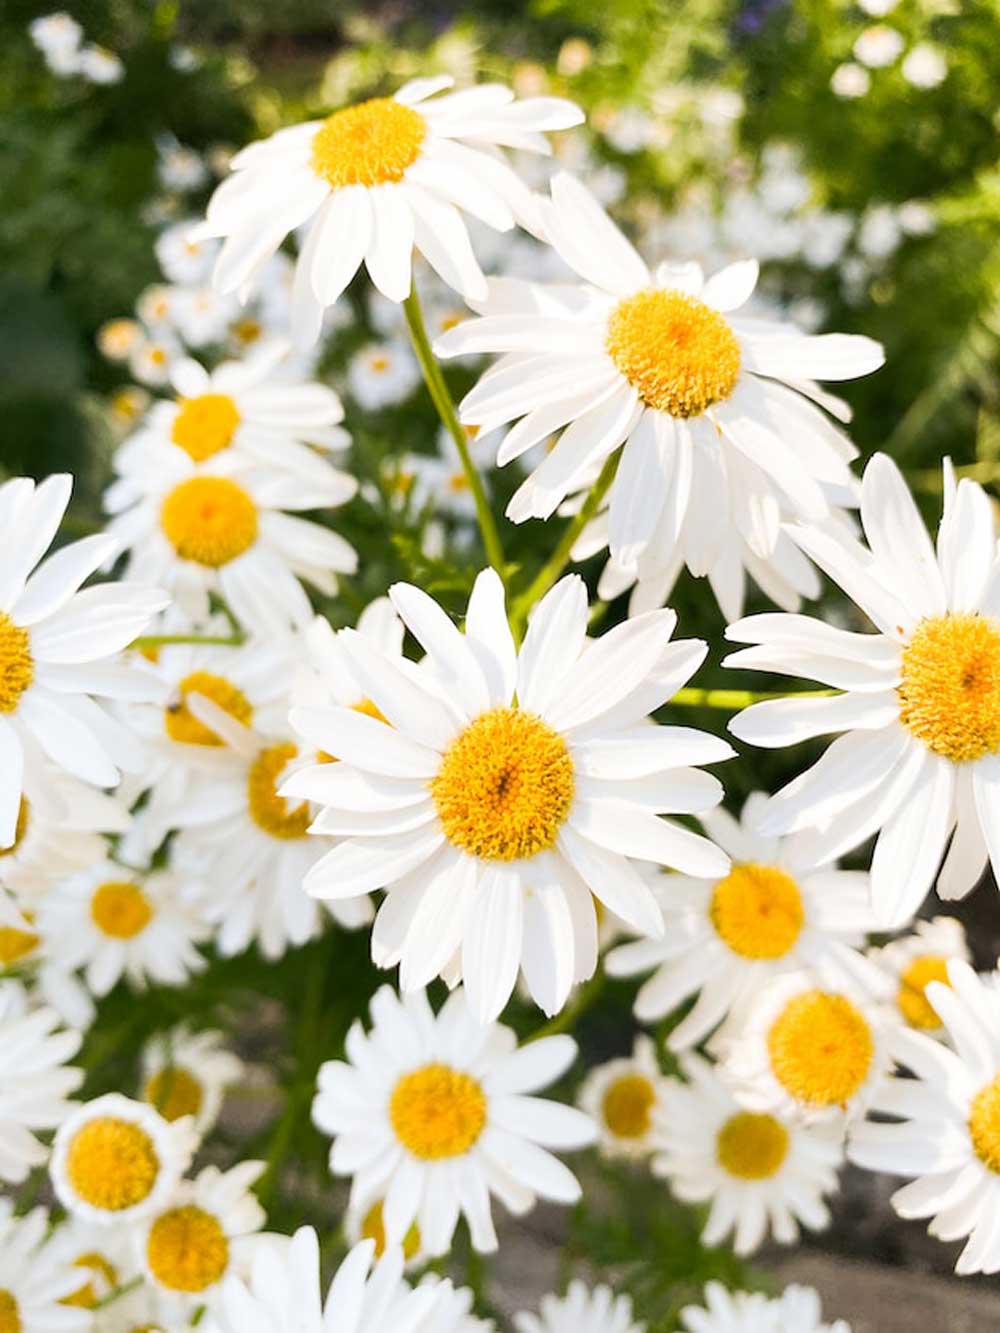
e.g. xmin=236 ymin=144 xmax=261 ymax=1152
xmin=97 ymin=317 xmax=142 ymax=362
xmin=0 ymin=914 xmax=96 ymax=1033
xmin=652 ymin=1052 xmax=843 ymax=1255
xmin=576 ymin=1034 xmax=669 ymax=1159
xmin=156 ymin=221 xmax=218 ymax=286
xmin=286 ymin=569 xmax=732 ymax=1022
xmin=605 ymin=793 xmax=882 ymax=1048
xmin=868 ymin=916 xmax=970 ymax=1036
xmin=727 ymin=455 xmax=1000 ymax=927
xmin=395 ymin=426 xmax=497 ymax=524
xmin=0 ymin=981 xmax=82 ymax=1184
xmin=139 ymin=1026 xmax=243 ymax=1137
xmin=79 ymin=45 xmax=124 ymax=84
xmin=47 ymin=1215 xmax=139 ymax=1314
xmin=515 ymin=1280 xmax=643 ymax=1333
xmin=0 ymin=1202 xmax=92 ymax=1333
xmin=129 ymin=333 xmax=182 ymax=387
xmin=434 ymin=172 xmax=882 ymax=586
xmin=348 ymin=338 xmax=421 ymax=410
xmin=28 ymin=13 xmax=82 ymax=57
xmin=0 ymin=473 xmax=166 ymax=847
xmin=194 ymin=78 xmax=583 ymax=343
xmin=345 ymin=1193 xmax=426 ymax=1270
xmin=849 ymin=959 xmax=1000 ymax=1275
xmin=51 ymin=1093 xmax=197 ymax=1225
xmin=853 ymin=24 xmax=905 ymax=67
xmin=680 ymin=1281 xmax=851 ymax=1333
xmin=902 ymin=43 xmax=947 ymax=89
xmin=38 ymin=859 xmax=209 ymax=997
xmin=156 ymin=136 xmax=208 ymax=193
xmin=312 ymin=985 xmax=596 ymax=1255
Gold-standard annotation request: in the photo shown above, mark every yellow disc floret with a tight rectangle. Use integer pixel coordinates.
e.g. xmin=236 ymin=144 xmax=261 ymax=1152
xmin=0 ymin=614 xmax=33 ymax=715
xmin=898 ymin=613 xmax=1000 ymax=764
xmin=601 ymin=1073 xmax=656 ymax=1139
xmin=0 ymin=920 xmax=39 ymax=968
xmin=146 ymin=1206 xmax=229 ymax=1293
xmin=709 ymin=863 xmax=804 ymax=960
xmin=65 ymin=1117 xmax=160 ymax=1211
xmin=311 ymin=97 xmax=426 ymax=189
xmin=767 ymin=990 xmax=874 ymax=1109
xmin=62 ymin=1253 xmax=119 ymax=1309
xmin=896 ymin=955 xmax=951 ymax=1030
xmin=605 ymin=288 xmax=741 ymax=418
xmin=361 ymin=1199 xmax=421 ymax=1260
xmin=431 ymin=707 xmax=575 ymax=862
xmin=389 ymin=1063 xmax=487 ymax=1160
xmin=246 ymin=742 xmax=311 ymax=839
xmin=91 ymin=880 xmax=154 ymax=939
xmin=716 ymin=1111 xmax=790 ymax=1180
xmin=0 ymin=1292 xmax=20 ymax=1333
xmin=143 ymin=1068 xmax=204 ymax=1123
xmin=170 ymin=394 xmax=241 ymax=462
xmin=160 ymin=477 xmax=258 ymax=568
xmin=165 ymin=671 xmax=253 ymax=746
xmin=969 ymin=1075 xmax=1000 ymax=1174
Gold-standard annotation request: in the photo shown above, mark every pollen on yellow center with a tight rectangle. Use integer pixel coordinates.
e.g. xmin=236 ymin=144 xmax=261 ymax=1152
xmin=709 ymin=863 xmax=804 ymax=960
xmin=431 ymin=707 xmax=575 ymax=862
xmin=767 ymin=990 xmax=874 ymax=1108
xmin=605 ymin=287 xmax=741 ymax=418
xmin=146 ymin=1206 xmax=229 ymax=1293
xmin=143 ymin=1067 xmax=204 ymax=1123
xmin=896 ymin=955 xmax=951 ymax=1030
xmin=0 ymin=614 xmax=33 ymax=715
xmin=62 ymin=1253 xmax=119 ymax=1309
xmin=361 ymin=1199 xmax=421 ymax=1260
xmin=165 ymin=671 xmax=253 ymax=746
xmin=310 ymin=97 xmax=426 ymax=189
xmin=969 ymin=1075 xmax=1000 ymax=1173
xmin=91 ymin=880 xmax=154 ymax=939
xmin=247 ymin=742 xmax=311 ymax=839
xmin=716 ymin=1110 xmax=790 ymax=1180
xmin=160 ymin=476 xmax=258 ymax=568
xmin=170 ymin=394 xmax=241 ymax=462
xmin=602 ymin=1073 xmax=656 ymax=1139
xmin=898 ymin=613 xmax=1000 ymax=764
xmin=0 ymin=1292 xmax=19 ymax=1333
xmin=65 ymin=1117 xmax=160 ymax=1211
xmin=389 ymin=1063 xmax=487 ymax=1160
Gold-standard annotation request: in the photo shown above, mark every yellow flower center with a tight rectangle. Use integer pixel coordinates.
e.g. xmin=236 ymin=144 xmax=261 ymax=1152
xmin=247 ymin=742 xmax=311 ymax=839
xmin=431 ymin=707 xmax=575 ymax=862
xmin=969 ymin=1075 xmax=1000 ymax=1173
xmin=143 ymin=1068 xmax=205 ymax=1122
xmin=62 ymin=1253 xmax=119 ymax=1309
xmin=65 ymin=1117 xmax=160 ymax=1211
xmin=361 ymin=1199 xmax=421 ymax=1260
xmin=0 ymin=614 xmax=33 ymax=715
xmin=767 ymin=990 xmax=874 ymax=1109
xmin=605 ymin=288 xmax=741 ymax=418
xmin=709 ymin=863 xmax=804 ymax=960
xmin=0 ymin=1292 xmax=19 ymax=1333
xmin=716 ymin=1111 xmax=790 ymax=1180
xmin=896 ymin=955 xmax=951 ymax=1030
xmin=310 ymin=97 xmax=426 ymax=189
xmin=389 ymin=1063 xmax=487 ymax=1160
xmin=146 ymin=1206 xmax=229 ymax=1293
xmin=164 ymin=670 xmax=253 ymax=746
xmin=0 ymin=918 xmax=39 ymax=967
xmin=232 ymin=318 xmax=263 ymax=345
xmin=91 ymin=880 xmax=154 ymax=939
xmin=170 ymin=394 xmax=241 ymax=462
xmin=160 ymin=476 xmax=258 ymax=568
xmin=601 ymin=1073 xmax=656 ymax=1139
xmin=898 ymin=613 xmax=1000 ymax=764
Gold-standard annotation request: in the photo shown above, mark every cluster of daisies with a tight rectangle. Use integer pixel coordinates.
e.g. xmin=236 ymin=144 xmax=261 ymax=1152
xmin=3 ymin=68 xmax=1000 ymax=1333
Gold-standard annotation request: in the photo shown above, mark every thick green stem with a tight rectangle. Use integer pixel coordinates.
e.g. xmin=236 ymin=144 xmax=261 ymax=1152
xmin=402 ymin=289 xmax=506 ymax=576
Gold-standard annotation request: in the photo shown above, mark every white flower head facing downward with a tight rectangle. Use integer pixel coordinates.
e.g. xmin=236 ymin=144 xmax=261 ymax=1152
xmin=727 ymin=454 xmax=1000 ymax=927
xmin=194 ymin=78 xmax=584 ymax=345
xmin=286 ymin=569 xmax=733 ymax=1022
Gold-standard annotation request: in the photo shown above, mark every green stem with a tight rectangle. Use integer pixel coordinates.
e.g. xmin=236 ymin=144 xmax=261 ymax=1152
xmin=129 ymin=632 xmax=245 ymax=650
xmin=670 ymin=686 xmax=837 ymax=709
xmin=402 ymin=289 xmax=506 ymax=576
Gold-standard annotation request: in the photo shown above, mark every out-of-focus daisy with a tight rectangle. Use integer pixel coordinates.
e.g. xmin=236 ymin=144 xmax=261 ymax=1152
xmin=348 ymin=339 xmax=420 ymax=410
xmin=312 ymin=985 xmax=596 ymax=1254
xmin=0 ymin=916 xmax=96 ymax=1031
xmin=902 ymin=43 xmax=947 ymax=89
xmin=51 ymin=1093 xmax=197 ymax=1225
xmin=577 ymin=1035 xmax=669 ymax=1160
xmin=727 ymin=456 xmax=1000 ymax=927
xmin=97 ymin=317 xmax=142 ymax=362
xmin=436 ymin=173 xmax=881 ymax=593
xmin=48 ymin=1215 xmax=139 ymax=1314
xmin=286 ymin=569 xmax=732 ymax=1022
xmin=605 ymin=794 xmax=880 ymax=1048
xmin=849 ymin=960 xmax=1000 ymax=1275
xmin=157 ymin=135 xmax=208 ymax=193
xmin=79 ymin=44 xmax=124 ymax=84
xmin=194 ymin=78 xmax=583 ymax=343
xmin=515 ymin=1281 xmax=643 ymax=1333
xmin=139 ymin=1026 xmax=243 ymax=1136
xmin=680 ymin=1281 xmax=851 ymax=1333
xmin=129 ymin=333 xmax=182 ymax=387
xmin=156 ymin=221 xmax=218 ymax=285
xmin=853 ymin=24 xmax=904 ymax=67
xmin=653 ymin=1052 xmax=843 ymax=1255
xmin=868 ymin=916 xmax=970 ymax=1036
xmin=394 ymin=426 xmax=496 ymax=524
xmin=830 ymin=62 xmax=871 ymax=99
xmin=0 ymin=1202 xmax=92 ymax=1333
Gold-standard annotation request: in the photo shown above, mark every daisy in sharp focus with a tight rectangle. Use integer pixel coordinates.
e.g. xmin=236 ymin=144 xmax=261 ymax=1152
xmin=0 ymin=1203 xmax=92 ymax=1333
xmin=312 ymin=985 xmax=596 ymax=1255
xmin=515 ymin=1280 xmax=643 ymax=1333
xmin=285 ymin=568 xmax=733 ymax=1022
xmin=577 ymin=1034 xmax=669 ymax=1160
xmin=652 ymin=1052 xmax=844 ymax=1256
xmin=193 ymin=78 xmax=583 ymax=344
xmin=434 ymin=172 xmax=883 ymax=589
xmin=139 ymin=1026 xmax=243 ymax=1137
xmin=726 ymin=454 xmax=1000 ymax=927
xmin=868 ymin=915 xmax=970 ymax=1038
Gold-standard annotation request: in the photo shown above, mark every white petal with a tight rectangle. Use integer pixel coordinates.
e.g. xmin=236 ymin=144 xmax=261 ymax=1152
xmin=364 ymin=186 xmax=414 ymax=302
xmin=461 ymin=864 xmax=524 ymax=1023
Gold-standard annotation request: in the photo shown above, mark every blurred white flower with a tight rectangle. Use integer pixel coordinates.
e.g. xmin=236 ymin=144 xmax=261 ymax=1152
xmin=902 ymin=43 xmax=947 ymax=89
xmin=831 ymin=62 xmax=871 ymax=98
xmin=79 ymin=44 xmax=123 ymax=85
xmin=853 ymin=25 xmax=905 ymax=69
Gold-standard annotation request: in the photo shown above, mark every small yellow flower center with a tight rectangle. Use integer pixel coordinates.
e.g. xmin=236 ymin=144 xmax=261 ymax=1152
xmin=896 ymin=955 xmax=951 ymax=1030
xmin=898 ymin=613 xmax=1000 ymax=764
xmin=389 ymin=1063 xmax=487 ymax=1160
xmin=601 ymin=1073 xmax=656 ymax=1139
xmin=431 ymin=707 xmax=575 ymax=862
xmin=65 ymin=1117 xmax=160 ymax=1211
xmin=0 ymin=1292 xmax=20 ymax=1333
xmin=232 ymin=318 xmax=263 ymax=345
xmin=160 ymin=476 xmax=258 ymax=568
xmin=605 ymin=288 xmax=741 ymax=418
xmin=767 ymin=990 xmax=874 ymax=1109
xmin=62 ymin=1253 xmax=119 ymax=1309
xmin=361 ymin=1199 xmax=421 ymax=1260
xmin=0 ymin=918 xmax=39 ymax=967
xmin=0 ymin=614 xmax=33 ymax=715
xmin=716 ymin=1111 xmax=790 ymax=1180
xmin=91 ymin=880 xmax=154 ymax=939
xmin=170 ymin=394 xmax=241 ymax=462
xmin=247 ymin=742 xmax=311 ymax=839
xmin=969 ymin=1075 xmax=1000 ymax=1173
xmin=143 ymin=1068 xmax=205 ymax=1123
xmin=311 ymin=97 xmax=426 ymax=189
xmin=164 ymin=671 xmax=253 ymax=746
xmin=0 ymin=798 xmax=29 ymax=863
xmin=709 ymin=863 xmax=804 ymax=960
xmin=146 ymin=1206 xmax=229 ymax=1293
